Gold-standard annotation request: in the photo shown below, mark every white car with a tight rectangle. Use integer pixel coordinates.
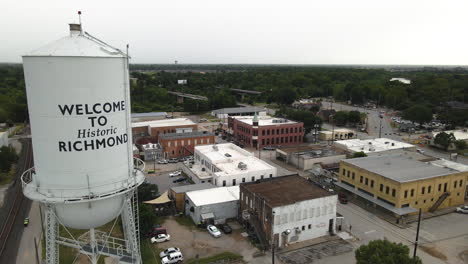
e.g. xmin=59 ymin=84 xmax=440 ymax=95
xmin=159 ymin=247 xmax=181 ymax=258
xmin=207 ymin=225 xmax=221 ymax=238
xmin=150 ymin=234 xmax=170 ymax=243
xmin=161 ymin=252 xmax=183 ymax=264
xmin=456 ymin=206 xmax=468 ymax=214
xmin=169 ymin=171 xmax=182 ymax=177
xmin=158 ymin=159 xmax=168 ymax=164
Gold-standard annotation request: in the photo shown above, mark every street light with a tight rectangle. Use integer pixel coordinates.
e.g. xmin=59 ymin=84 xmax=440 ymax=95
xmin=329 ymin=114 xmax=335 ymax=145
xmin=379 ymin=115 xmax=383 ymax=138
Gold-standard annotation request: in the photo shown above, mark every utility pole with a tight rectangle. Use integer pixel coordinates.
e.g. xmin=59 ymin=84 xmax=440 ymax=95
xmin=331 ymin=115 xmax=335 ymax=145
xmin=379 ymin=117 xmax=382 ymax=138
xmin=271 ymin=211 xmax=275 ymax=264
xmin=413 ymin=208 xmax=422 ymax=260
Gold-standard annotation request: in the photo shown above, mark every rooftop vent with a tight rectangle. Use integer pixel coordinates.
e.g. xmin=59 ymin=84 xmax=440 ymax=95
xmin=225 ymin=153 xmax=232 ymax=157
xmin=238 ymin=162 xmax=247 ymax=170
xmin=213 ymin=145 xmax=218 ymax=151
xmin=391 ymin=143 xmax=395 ymax=146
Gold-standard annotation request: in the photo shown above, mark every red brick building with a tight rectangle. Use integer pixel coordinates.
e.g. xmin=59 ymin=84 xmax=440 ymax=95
xmin=159 ymin=131 xmax=215 ymax=158
xmin=132 ymin=118 xmax=197 ymax=141
xmin=229 ymin=115 xmax=304 ymax=149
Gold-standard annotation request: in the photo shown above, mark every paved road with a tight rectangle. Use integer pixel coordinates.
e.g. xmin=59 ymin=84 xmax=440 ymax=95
xmin=16 ymin=201 xmax=42 ymax=264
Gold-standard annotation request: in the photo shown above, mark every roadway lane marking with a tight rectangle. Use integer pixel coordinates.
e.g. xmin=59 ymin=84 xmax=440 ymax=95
xmin=364 ymin=230 xmax=376 ymax=234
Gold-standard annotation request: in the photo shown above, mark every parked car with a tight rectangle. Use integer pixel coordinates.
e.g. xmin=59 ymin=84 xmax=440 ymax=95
xmin=161 ymin=252 xmax=184 ymax=264
xmin=263 ymin=146 xmax=276 ymax=151
xmin=147 ymin=169 xmax=155 ymax=174
xmin=158 ymin=159 xmax=168 ymax=164
xmin=338 ymin=192 xmax=348 ymax=204
xmin=416 ymin=149 xmax=425 ymax=154
xmin=168 ymin=158 xmax=178 ymax=163
xmin=147 ymin=227 xmax=167 ymax=238
xmin=220 ymin=223 xmax=232 ymax=234
xmin=151 ymin=234 xmax=171 ymax=243
xmin=199 ymin=118 xmax=208 ymax=122
xmin=207 ymin=225 xmax=221 ymax=238
xmin=24 ymin=217 xmax=29 ymax=227
xmin=169 ymin=171 xmax=182 ymax=177
xmin=456 ymin=206 xmax=468 ymax=214
xmin=159 ymin=247 xmax=181 ymax=258
xmin=173 ymin=178 xmax=186 ymax=183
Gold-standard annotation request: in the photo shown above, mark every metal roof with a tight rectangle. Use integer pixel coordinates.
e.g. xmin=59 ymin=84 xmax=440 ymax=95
xmin=131 ymin=112 xmax=167 ymax=118
xmin=159 ymin=131 xmax=213 ymax=140
xmin=343 ymin=154 xmax=458 ymax=183
xmin=170 ymin=183 xmax=214 ymax=194
xmin=24 ymin=27 xmax=126 ymax=58
xmin=186 ymin=186 xmax=239 ymax=206
xmin=212 ymin=106 xmax=266 ymax=115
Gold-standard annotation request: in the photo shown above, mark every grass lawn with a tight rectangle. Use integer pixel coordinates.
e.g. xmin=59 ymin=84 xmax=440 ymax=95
xmin=186 ymin=251 xmax=243 ymax=264
xmin=174 ymin=215 xmax=197 ymax=229
xmin=141 ymin=239 xmax=160 ymax=264
xmin=0 ymin=166 xmax=15 ymax=187
xmin=457 ymin=149 xmax=468 ymax=157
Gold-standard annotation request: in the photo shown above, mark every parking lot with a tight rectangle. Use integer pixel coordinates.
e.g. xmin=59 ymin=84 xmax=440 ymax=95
xmin=144 ymin=162 xmax=191 ymax=193
xmin=278 ymin=239 xmax=353 ymax=264
xmin=151 ymin=217 xmax=261 ymax=262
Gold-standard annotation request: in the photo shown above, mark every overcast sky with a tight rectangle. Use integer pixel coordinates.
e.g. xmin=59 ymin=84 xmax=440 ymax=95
xmin=2 ymin=0 xmax=468 ymax=65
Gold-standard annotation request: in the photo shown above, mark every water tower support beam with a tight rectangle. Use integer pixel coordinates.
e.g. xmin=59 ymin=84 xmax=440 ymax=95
xmin=121 ymin=191 xmax=141 ymax=263
xmin=45 ymin=204 xmax=59 ymax=264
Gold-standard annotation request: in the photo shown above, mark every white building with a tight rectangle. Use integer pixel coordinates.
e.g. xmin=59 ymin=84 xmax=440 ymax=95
xmin=187 ymin=143 xmax=277 ymax=186
xmin=0 ymin=131 xmax=8 ymax=147
xmin=240 ymin=175 xmax=337 ymax=248
xmin=185 ymin=186 xmax=239 ymax=224
xmin=141 ymin=143 xmax=162 ymax=161
xmin=211 ymin=106 xmax=267 ymax=119
xmin=430 ymin=129 xmax=468 ymax=150
xmin=334 ymin=138 xmax=415 ymax=154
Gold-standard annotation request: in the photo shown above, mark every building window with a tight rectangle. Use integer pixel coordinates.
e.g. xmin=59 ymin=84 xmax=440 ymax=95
xmin=392 ymin=189 xmax=396 ymax=197
xmin=223 ymin=180 xmax=226 ymax=186
xmin=342 ymin=169 xmax=346 ymax=176
xmin=438 ymin=184 xmax=442 ymax=192
xmin=423 ymin=200 xmax=426 ymax=203
xmin=404 ymin=190 xmax=408 ymax=198
xmin=251 ymin=176 xmax=255 ymax=182
xmin=270 ymin=174 xmax=273 ymax=178
xmin=415 ymin=201 xmax=418 ymax=205
xmin=351 ymin=172 xmax=355 ymax=178
xmin=428 ymin=186 xmax=431 ymax=193
xmin=444 ymin=183 xmax=448 ymax=192
xmin=308 ymin=224 xmax=311 ymax=229
xmin=385 ymin=186 xmax=389 ymax=194
xmin=370 ymin=180 xmax=374 ymax=188
xmin=365 ymin=178 xmax=368 ymax=185
xmin=262 ymin=130 xmax=265 ymax=136
xmin=454 ymin=181 xmax=457 ymax=188
xmin=233 ymin=179 xmax=236 ymax=186
xmin=380 ymin=184 xmax=383 ymax=192
xmin=261 ymin=175 xmax=264 ymax=179
xmin=242 ymin=178 xmax=245 ymax=183
xmin=352 ymin=174 xmax=355 ymax=180
xmin=421 ymin=187 xmax=425 ymax=195
xmin=411 ymin=189 xmax=414 ymax=197
xmin=460 ymin=180 xmax=463 ymax=187
xmin=347 ymin=171 xmax=350 ymax=177
xmin=360 ymin=176 xmax=363 ymax=183
xmin=302 ymin=226 xmax=305 ymax=231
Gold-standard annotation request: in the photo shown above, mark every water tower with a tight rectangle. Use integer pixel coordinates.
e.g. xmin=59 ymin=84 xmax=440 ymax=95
xmin=21 ymin=16 xmax=145 ymax=264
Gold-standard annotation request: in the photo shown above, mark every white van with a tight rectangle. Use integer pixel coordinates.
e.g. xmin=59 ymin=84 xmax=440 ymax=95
xmin=161 ymin=252 xmax=184 ymax=264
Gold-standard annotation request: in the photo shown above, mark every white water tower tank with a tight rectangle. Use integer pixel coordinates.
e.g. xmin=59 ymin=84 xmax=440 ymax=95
xmin=22 ymin=23 xmax=144 ymax=229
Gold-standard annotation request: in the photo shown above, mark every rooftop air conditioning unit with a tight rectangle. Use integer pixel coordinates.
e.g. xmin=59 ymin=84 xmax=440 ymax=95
xmin=213 ymin=145 xmax=218 ymax=151
xmin=238 ymin=162 xmax=247 ymax=170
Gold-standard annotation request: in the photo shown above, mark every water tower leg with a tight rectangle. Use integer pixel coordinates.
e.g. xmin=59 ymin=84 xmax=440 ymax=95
xmin=45 ymin=204 xmax=59 ymax=264
xmin=90 ymin=228 xmax=98 ymax=264
xmin=121 ymin=191 xmax=141 ymax=263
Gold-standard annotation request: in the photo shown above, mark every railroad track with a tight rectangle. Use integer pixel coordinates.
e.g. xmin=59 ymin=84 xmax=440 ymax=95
xmin=0 ymin=139 xmax=33 ymax=257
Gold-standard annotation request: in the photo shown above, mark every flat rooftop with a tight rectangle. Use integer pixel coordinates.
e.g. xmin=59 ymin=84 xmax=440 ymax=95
xmin=343 ymin=154 xmax=459 ymax=183
xmin=212 ymin=106 xmax=266 ymax=115
xmin=186 ymin=186 xmax=239 ymax=206
xmin=432 ymin=129 xmax=468 ymax=140
xmin=170 ymin=183 xmax=214 ymax=194
xmin=320 ymin=128 xmax=355 ymax=134
xmin=132 ymin=118 xmax=195 ymax=128
xmin=232 ymin=115 xmax=299 ymax=126
xmin=335 ymin=138 xmax=414 ymax=153
xmin=195 ymin=143 xmax=276 ymax=176
xmin=160 ymin=131 xmax=213 ymax=140
xmin=131 ymin=112 xmax=167 ymax=118
xmin=276 ymin=144 xmax=346 ymax=157
xmin=242 ymin=175 xmax=334 ymax=207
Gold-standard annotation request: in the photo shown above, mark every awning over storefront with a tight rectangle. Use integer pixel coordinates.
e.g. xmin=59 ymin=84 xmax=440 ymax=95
xmin=143 ymin=191 xmax=171 ymax=204
xmin=201 ymin=212 xmax=215 ymax=221
xmin=335 ymin=182 xmax=418 ymax=215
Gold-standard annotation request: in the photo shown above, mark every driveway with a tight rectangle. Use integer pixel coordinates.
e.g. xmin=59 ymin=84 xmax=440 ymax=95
xmin=144 ymin=163 xmax=190 ymax=193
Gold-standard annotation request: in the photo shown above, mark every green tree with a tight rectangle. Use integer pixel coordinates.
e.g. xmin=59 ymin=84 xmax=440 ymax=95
xmin=0 ymin=146 xmax=18 ymax=172
xmin=351 ymin=151 xmax=367 ymax=158
xmin=138 ymin=203 xmax=159 ymax=237
xmin=333 ymin=111 xmax=348 ymax=126
xmin=402 ymin=105 xmax=432 ymax=126
xmin=348 ymin=111 xmax=362 ymax=125
xmin=454 ymin=140 xmax=468 ymax=150
xmin=434 ymin=132 xmax=456 ymax=150
xmin=138 ymin=182 xmax=159 ymax=202
xmin=355 ymin=240 xmax=422 ymax=264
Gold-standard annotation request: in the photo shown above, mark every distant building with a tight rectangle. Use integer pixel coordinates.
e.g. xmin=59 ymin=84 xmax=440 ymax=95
xmin=159 ymin=131 xmax=215 ymax=159
xmin=318 ymin=128 xmax=356 ymax=141
xmin=430 ymin=129 xmax=468 ymax=150
xmin=390 ymin=78 xmax=411 ymax=84
xmin=0 ymin=131 xmax=8 ymax=147
xmin=292 ymin=98 xmax=321 ymax=110
xmin=140 ymin=143 xmax=162 ymax=161
xmin=398 ymin=123 xmax=416 ymax=133
xmin=185 ymin=186 xmax=239 ymax=224
xmin=336 ymin=153 xmax=468 ymax=220
xmin=169 ymin=183 xmax=215 ymax=212
xmin=240 ymin=175 xmax=337 ymax=249
xmin=229 ymin=115 xmax=304 ymax=149
xmin=211 ymin=106 xmax=267 ymax=119
xmin=131 ymin=112 xmax=167 ymax=122
xmin=177 ymin=79 xmax=188 ymax=85
xmin=276 ymin=145 xmax=346 ymax=170
xmin=131 ymin=118 xmax=197 ymax=140
xmin=182 ymin=143 xmax=277 ymax=185
xmin=334 ymin=138 xmax=415 ymax=154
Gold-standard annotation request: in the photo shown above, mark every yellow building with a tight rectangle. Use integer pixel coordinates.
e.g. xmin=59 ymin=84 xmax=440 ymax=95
xmin=336 ymin=154 xmax=468 ymax=219
xmin=319 ymin=129 xmax=356 ymax=141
